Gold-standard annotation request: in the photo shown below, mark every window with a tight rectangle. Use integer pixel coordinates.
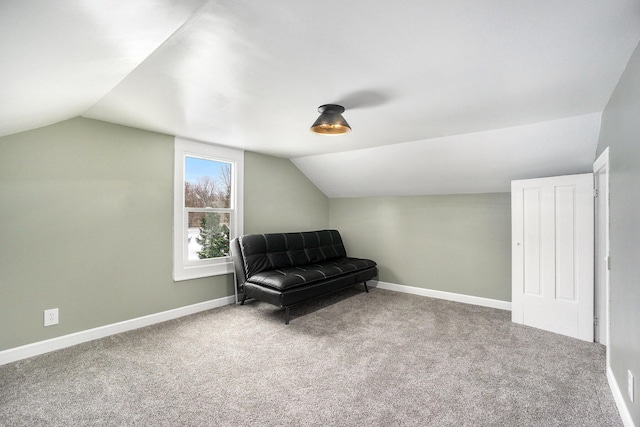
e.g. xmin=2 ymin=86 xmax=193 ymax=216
xmin=173 ymin=138 xmax=243 ymax=281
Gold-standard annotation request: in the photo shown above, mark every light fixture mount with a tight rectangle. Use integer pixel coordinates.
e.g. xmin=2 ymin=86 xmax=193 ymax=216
xmin=310 ymin=104 xmax=351 ymax=135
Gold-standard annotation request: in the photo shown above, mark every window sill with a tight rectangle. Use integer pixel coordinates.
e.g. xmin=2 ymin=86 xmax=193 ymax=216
xmin=173 ymin=259 xmax=234 ymax=281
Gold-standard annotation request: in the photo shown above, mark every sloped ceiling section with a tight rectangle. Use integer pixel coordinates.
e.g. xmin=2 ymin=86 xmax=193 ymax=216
xmin=292 ymin=113 xmax=602 ymax=197
xmin=1 ymin=1 xmax=639 ymax=197
xmin=81 ymin=0 xmax=640 ymax=161
xmin=0 ymin=0 xmax=207 ymax=137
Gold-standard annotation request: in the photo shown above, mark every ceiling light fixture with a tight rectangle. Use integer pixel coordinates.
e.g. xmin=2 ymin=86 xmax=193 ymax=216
xmin=310 ymin=104 xmax=351 ymax=135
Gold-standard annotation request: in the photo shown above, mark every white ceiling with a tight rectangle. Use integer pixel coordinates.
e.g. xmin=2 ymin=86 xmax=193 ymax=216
xmin=2 ymin=1 xmax=639 ymax=196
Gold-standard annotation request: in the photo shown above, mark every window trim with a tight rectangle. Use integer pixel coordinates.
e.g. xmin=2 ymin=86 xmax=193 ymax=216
xmin=173 ymin=137 xmax=244 ymax=281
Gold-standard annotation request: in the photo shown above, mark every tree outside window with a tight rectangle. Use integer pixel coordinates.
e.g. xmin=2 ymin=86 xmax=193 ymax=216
xmin=184 ymin=157 xmax=232 ymax=260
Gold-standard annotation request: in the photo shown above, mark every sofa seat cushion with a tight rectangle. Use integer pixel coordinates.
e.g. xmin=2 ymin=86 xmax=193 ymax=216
xmin=246 ymin=257 xmax=377 ymax=291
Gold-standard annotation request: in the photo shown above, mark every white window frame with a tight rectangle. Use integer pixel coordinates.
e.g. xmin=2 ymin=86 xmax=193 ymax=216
xmin=173 ymin=137 xmax=244 ymax=281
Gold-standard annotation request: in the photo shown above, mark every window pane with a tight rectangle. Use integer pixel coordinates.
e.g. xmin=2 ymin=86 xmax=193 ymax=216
xmin=188 ymin=211 xmax=231 ymax=261
xmin=185 ymin=157 xmax=232 ymax=208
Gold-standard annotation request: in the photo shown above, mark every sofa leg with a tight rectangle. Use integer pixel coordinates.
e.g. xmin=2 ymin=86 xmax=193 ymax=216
xmin=284 ymin=306 xmax=290 ymax=325
xmin=240 ymin=293 xmax=247 ymax=305
xmin=363 ymin=282 xmax=369 ymax=293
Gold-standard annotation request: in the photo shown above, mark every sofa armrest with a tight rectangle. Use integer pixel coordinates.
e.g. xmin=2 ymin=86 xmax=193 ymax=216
xmin=230 ymin=238 xmax=247 ymax=295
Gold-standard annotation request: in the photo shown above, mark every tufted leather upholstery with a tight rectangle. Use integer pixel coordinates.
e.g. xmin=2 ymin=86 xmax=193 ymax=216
xmin=247 ymin=257 xmax=377 ymax=290
xmin=239 ymin=230 xmax=347 ymax=279
xmin=231 ymin=230 xmax=377 ymax=321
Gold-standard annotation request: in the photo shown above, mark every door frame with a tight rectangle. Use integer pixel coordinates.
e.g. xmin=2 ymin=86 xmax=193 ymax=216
xmin=593 ymin=148 xmax=610 ymax=358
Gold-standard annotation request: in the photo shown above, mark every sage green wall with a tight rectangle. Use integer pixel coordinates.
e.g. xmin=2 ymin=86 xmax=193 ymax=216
xmin=244 ymin=151 xmax=329 ymax=234
xmin=330 ymin=193 xmax=511 ymax=301
xmin=596 ymin=40 xmax=640 ymax=423
xmin=0 ymin=118 xmax=235 ymax=351
xmin=1 ymin=117 xmax=512 ymax=353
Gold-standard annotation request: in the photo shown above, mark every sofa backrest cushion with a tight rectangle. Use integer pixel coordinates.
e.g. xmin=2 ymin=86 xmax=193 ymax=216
xmin=238 ymin=230 xmax=347 ymax=278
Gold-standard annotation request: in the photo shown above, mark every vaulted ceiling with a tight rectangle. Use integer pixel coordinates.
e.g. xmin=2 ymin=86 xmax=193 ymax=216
xmin=2 ymin=1 xmax=639 ymax=196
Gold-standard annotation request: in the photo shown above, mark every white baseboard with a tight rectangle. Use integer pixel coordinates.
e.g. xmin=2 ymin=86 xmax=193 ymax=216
xmin=608 ymin=365 xmax=637 ymax=427
xmin=0 ymin=295 xmax=235 ymax=366
xmin=371 ymin=280 xmax=512 ymax=311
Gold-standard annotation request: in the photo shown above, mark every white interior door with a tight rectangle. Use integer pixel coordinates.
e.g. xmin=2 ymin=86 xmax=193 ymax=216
xmin=512 ymin=173 xmax=594 ymax=342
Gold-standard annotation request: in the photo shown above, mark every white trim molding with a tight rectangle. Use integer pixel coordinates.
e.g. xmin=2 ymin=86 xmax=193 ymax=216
xmin=173 ymin=137 xmax=244 ymax=281
xmin=371 ymin=280 xmax=512 ymax=311
xmin=608 ymin=366 xmax=637 ymax=427
xmin=0 ymin=296 xmax=235 ymax=366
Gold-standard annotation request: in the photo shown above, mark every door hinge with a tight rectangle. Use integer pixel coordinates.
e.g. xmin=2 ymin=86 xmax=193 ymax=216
xmin=594 ymin=316 xmax=599 ymax=327
xmin=594 ymin=188 xmax=598 ymax=197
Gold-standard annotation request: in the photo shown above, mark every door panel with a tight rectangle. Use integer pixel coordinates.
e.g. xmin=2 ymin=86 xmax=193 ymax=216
xmin=523 ymin=188 xmax=542 ymax=296
xmin=512 ymin=173 xmax=594 ymax=342
xmin=555 ymin=185 xmax=576 ymax=301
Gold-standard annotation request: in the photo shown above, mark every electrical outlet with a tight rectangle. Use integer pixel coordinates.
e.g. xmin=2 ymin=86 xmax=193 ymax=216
xmin=44 ymin=308 xmax=59 ymax=327
xmin=629 ymin=370 xmax=635 ymax=403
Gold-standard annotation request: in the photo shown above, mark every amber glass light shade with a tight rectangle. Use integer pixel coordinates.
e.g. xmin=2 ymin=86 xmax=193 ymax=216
xmin=310 ymin=104 xmax=351 ymax=135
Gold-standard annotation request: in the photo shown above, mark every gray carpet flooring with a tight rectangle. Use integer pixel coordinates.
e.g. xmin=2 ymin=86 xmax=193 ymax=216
xmin=0 ymin=287 xmax=621 ymax=426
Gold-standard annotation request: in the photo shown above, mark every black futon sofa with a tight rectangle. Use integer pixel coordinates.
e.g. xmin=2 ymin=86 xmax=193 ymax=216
xmin=231 ymin=230 xmax=377 ymax=324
